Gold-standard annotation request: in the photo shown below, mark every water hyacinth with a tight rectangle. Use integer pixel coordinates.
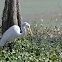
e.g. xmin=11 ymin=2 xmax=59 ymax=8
xmin=0 ymin=23 xmax=62 ymax=62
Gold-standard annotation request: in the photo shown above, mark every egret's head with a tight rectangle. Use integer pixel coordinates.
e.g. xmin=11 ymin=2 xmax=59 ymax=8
xmin=24 ymin=22 xmax=33 ymax=36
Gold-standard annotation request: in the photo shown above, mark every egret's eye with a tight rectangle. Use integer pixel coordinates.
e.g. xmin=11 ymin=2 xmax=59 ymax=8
xmin=27 ymin=26 xmax=29 ymax=28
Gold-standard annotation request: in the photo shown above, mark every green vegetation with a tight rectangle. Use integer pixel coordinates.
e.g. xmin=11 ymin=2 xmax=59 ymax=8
xmin=0 ymin=24 xmax=62 ymax=62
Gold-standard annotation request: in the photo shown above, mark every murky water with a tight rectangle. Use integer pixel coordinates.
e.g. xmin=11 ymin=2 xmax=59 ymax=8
xmin=0 ymin=0 xmax=62 ymax=27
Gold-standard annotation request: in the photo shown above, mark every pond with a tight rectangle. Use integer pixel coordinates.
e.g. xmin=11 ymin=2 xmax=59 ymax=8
xmin=0 ymin=0 xmax=62 ymax=27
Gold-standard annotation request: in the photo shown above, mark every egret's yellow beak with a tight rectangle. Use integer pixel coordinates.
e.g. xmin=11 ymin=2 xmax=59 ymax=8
xmin=29 ymin=27 xmax=33 ymax=36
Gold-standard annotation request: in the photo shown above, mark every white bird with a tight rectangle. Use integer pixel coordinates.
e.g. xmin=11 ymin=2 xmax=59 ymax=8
xmin=0 ymin=22 xmax=32 ymax=47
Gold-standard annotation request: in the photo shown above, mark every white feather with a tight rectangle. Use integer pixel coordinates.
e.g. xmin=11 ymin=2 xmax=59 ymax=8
xmin=0 ymin=22 xmax=31 ymax=47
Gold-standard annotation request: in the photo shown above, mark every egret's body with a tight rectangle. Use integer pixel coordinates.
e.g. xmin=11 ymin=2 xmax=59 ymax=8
xmin=0 ymin=22 xmax=32 ymax=47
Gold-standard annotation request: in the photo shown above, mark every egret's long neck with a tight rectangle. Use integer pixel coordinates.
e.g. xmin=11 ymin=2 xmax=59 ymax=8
xmin=18 ymin=24 xmax=26 ymax=37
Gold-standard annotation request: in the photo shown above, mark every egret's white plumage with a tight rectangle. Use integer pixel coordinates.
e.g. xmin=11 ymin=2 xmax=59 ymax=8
xmin=0 ymin=22 xmax=32 ymax=47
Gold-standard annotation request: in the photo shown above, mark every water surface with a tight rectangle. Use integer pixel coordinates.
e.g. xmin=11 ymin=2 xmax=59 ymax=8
xmin=0 ymin=0 xmax=62 ymax=27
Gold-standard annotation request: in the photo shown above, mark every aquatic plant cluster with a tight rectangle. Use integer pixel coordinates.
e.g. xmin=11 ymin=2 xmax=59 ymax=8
xmin=30 ymin=23 xmax=62 ymax=44
xmin=0 ymin=24 xmax=62 ymax=62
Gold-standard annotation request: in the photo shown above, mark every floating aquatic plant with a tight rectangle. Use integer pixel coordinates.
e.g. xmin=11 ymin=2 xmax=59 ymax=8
xmin=0 ymin=24 xmax=62 ymax=62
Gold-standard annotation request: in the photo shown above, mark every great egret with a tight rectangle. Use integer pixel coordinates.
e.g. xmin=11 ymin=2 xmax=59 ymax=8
xmin=0 ymin=22 xmax=32 ymax=47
